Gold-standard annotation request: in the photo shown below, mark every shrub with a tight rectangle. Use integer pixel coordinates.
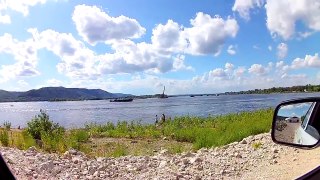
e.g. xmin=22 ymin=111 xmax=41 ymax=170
xmin=27 ymin=109 xmax=65 ymax=140
xmin=70 ymin=129 xmax=89 ymax=142
xmin=0 ymin=130 xmax=9 ymax=146
xmin=3 ymin=121 xmax=11 ymax=130
xmin=68 ymin=129 xmax=90 ymax=150
xmin=41 ymin=129 xmax=66 ymax=152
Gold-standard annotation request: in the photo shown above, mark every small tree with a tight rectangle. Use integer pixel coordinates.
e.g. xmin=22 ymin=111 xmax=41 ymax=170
xmin=27 ymin=109 xmax=64 ymax=140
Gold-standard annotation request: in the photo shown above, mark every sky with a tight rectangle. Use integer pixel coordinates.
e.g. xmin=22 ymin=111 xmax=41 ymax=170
xmin=0 ymin=0 xmax=320 ymax=95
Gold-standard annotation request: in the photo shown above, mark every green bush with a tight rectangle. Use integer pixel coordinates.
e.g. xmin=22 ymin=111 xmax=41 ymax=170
xmin=21 ymin=130 xmax=36 ymax=149
xmin=70 ymin=129 xmax=89 ymax=142
xmin=0 ymin=130 xmax=9 ymax=147
xmin=68 ymin=129 xmax=90 ymax=150
xmin=41 ymin=128 xmax=66 ymax=152
xmin=27 ymin=109 xmax=65 ymax=140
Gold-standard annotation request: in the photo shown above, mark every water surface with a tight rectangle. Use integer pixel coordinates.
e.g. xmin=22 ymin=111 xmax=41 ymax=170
xmin=1 ymin=93 xmax=319 ymax=128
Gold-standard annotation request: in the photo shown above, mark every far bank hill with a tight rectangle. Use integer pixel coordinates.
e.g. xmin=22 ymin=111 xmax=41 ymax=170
xmin=0 ymin=87 xmax=131 ymax=102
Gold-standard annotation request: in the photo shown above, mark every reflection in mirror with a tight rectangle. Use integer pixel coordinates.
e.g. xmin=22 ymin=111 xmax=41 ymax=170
xmin=274 ymin=102 xmax=320 ymax=146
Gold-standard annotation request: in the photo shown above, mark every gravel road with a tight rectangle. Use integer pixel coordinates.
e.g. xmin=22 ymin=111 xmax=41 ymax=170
xmin=3 ymin=132 xmax=320 ymax=179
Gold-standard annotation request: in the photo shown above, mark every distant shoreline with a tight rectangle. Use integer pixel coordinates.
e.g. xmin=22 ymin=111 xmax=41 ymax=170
xmin=0 ymin=91 xmax=319 ymax=103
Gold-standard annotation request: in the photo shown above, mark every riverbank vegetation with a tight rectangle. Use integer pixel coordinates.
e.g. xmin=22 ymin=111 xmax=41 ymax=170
xmin=0 ymin=108 xmax=273 ymax=157
xmin=224 ymin=84 xmax=320 ymax=95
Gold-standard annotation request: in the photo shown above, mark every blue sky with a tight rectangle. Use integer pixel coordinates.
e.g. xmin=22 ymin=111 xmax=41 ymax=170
xmin=0 ymin=0 xmax=320 ymax=95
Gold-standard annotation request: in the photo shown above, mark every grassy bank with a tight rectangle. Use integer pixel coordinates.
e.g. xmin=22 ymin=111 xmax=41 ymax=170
xmin=0 ymin=108 xmax=273 ymax=157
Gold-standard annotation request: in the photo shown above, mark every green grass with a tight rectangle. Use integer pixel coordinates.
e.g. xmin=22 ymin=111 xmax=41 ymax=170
xmin=0 ymin=130 xmax=9 ymax=146
xmin=1 ymin=108 xmax=274 ymax=156
xmin=84 ymin=108 xmax=273 ymax=149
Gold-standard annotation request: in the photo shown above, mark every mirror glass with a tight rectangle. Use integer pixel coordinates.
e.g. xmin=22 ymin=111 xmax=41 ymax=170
xmin=274 ymin=102 xmax=320 ymax=146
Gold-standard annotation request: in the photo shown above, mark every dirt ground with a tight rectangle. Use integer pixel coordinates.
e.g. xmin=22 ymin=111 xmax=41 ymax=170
xmin=241 ymin=143 xmax=320 ymax=179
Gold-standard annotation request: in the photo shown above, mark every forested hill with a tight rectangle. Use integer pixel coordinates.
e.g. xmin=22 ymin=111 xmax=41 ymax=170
xmin=224 ymin=84 xmax=320 ymax=95
xmin=0 ymin=87 xmax=131 ymax=102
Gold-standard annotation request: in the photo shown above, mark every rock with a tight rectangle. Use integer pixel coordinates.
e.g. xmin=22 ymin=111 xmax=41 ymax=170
xmin=182 ymin=158 xmax=189 ymax=165
xmin=28 ymin=146 xmax=37 ymax=152
xmin=198 ymin=148 xmax=208 ymax=153
xmin=86 ymin=175 xmax=94 ymax=179
xmin=235 ymin=153 xmax=242 ymax=158
xmin=88 ymin=166 xmax=96 ymax=175
xmin=241 ymin=139 xmax=247 ymax=144
xmin=93 ymin=171 xmax=99 ymax=177
xmin=39 ymin=161 xmax=54 ymax=171
xmin=220 ymin=169 xmax=226 ymax=175
xmin=98 ymin=165 xmax=106 ymax=171
xmin=159 ymin=161 xmax=167 ymax=168
xmin=63 ymin=151 xmax=72 ymax=159
xmin=52 ymin=166 xmax=62 ymax=176
xmin=96 ymin=157 xmax=105 ymax=162
xmin=190 ymin=157 xmax=202 ymax=164
xmin=273 ymin=159 xmax=278 ymax=164
xmin=163 ymin=136 xmax=168 ymax=140
xmin=197 ymin=165 xmax=203 ymax=170
xmin=33 ymin=173 xmax=38 ymax=178
xmin=68 ymin=148 xmax=78 ymax=155
xmin=72 ymin=158 xmax=79 ymax=164
xmin=182 ymin=152 xmax=195 ymax=158
xmin=272 ymin=148 xmax=279 ymax=153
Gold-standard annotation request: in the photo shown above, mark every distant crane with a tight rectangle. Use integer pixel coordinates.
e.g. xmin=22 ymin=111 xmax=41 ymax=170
xmin=159 ymin=86 xmax=168 ymax=98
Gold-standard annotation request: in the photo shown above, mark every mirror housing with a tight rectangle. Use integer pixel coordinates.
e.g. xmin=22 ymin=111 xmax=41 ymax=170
xmin=272 ymin=97 xmax=320 ymax=148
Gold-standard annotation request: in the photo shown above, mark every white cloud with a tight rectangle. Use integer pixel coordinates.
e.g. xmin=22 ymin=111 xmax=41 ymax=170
xmin=268 ymin=45 xmax=272 ymax=51
xmin=225 ymin=62 xmax=234 ymax=71
xmin=227 ymin=45 xmax=236 ymax=55
xmin=64 ymin=59 xmax=316 ymax=95
xmin=151 ymin=20 xmax=185 ymax=52
xmin=209 ymin=68 xmax=227 ymax=78
xmin=98 ymin=39 xmax=174 ymax=74
xmin=291 ymin=53 xmax=320 ymax=69
xmin=183 ymin=13 xmax=239 ymax=56
xmin=72 ymin=5 xmax=146 ymax=45
xmin=232 ymin=0 xmax=265 ymax=20
xmin=281 ymin=73 xmax=307 ymax=79
xmin=0 ymin=0 xmax=54 ymax=24
xmin=277 ymin=43 xmax=288 ymax=59
xmin=0 ymin=33 xmax=39 ymax=82
xmin=265 ymin=0 xmax=320 ymax=39
xmin=235 ymin=67 xmax=246 ymax=77
xmin=0 ymin=14 xmax=10 ymax=24
xmin=248 ymin=64 xmax=267 ymax=75
xmin=33 ymin=29 xmax=99 ymax=79
xmin=172 ymin=54 xmax=194 ymax=71
xmin=151 ymin=13 xmax=239 ymax=56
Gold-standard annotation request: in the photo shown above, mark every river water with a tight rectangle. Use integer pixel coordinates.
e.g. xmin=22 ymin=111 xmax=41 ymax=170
xmin=1 ymin=93 xmax=320 ymax=128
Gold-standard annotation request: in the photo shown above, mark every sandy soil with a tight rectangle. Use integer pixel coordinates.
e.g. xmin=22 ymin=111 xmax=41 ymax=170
xmin=241 ymin=146 xmax=320 ymax=179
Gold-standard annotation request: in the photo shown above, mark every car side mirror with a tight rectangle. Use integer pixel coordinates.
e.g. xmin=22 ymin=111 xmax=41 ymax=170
xmin=272 ymin=98 xmax=320 ymax=148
